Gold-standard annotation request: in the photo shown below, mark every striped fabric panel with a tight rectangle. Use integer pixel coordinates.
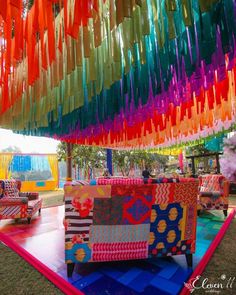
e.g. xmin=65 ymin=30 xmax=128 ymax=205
xmin=0 ymin=205 xmax=22 ymax=218
xmin=65 ymin=197 xmax=75 ymax=213
xmin=65 ymin=194 xmax=93 ymax=242
xmin=73 ymin=180 xmax=89 ymax=185
xmin=0 ymin=196 xmax=28 ymax=206
xmin=89 ymin=224 xmax=150 ymax=243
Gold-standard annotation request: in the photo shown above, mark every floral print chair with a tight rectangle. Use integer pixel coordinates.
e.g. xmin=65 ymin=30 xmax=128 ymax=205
xmin=198 ymin=174 xmax=229 ymax=217
xmin=0 ymin=179 xmax=42 ymax=224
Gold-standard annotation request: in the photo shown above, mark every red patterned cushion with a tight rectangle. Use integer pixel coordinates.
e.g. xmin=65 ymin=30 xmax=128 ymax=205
xmin=0 ymin=180 xmax=19 ymax=198
xmin=200 ymin=175 xmax=224 ymax=194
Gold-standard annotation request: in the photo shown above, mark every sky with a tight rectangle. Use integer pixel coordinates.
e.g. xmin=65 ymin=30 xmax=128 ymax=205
xmin=0 ymin=128 xmax=59 ymax=154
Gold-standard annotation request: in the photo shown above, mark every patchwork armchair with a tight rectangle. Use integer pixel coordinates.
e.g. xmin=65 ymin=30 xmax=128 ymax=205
xmin=64 ymin=178 xmax=199 ymax=277
xmin=198 ymin=174 xmax=229 ymax=217
xmin=0 ymin=179 xmax=42 ymax=224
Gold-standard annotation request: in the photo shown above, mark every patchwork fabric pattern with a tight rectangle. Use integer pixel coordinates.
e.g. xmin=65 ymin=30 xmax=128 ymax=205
xmin=64 ymin=184 xmax=111 ymax=199
xmin=90 ymin=224 xmax=150 ymax=243
xmin=92 ymin=242 xmax=148 ymax=261
xmin=184 ymin=205 xmax=196 ymax=240
xmin=149 ymin=204 xmax=183 ymax=253
xmin=65 ymin=196 xmax=93 ymax=243
xmin=65 ymin=242 xmax=91 ymax=263
xmin=123 ymin=194 xmax=153 ymax=224
xmin=174 ymin=182 xmax=199 ymax=205
xmin=94 ymin=178 xmax=181 ymax=186
xmin=111 ymin=184 xmax=154 ymax=198
xmin=93 ymin=196 xmax=124 ymax=225
xmin=154 ymin=183 xmax=175 ymax=204
xmin=149 ymin=239 xmax=194 ymax=257
xmin=64 ymin=180 xmax=198 ymax=265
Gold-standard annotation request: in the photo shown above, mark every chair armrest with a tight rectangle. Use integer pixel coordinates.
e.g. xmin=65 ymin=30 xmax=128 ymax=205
xmin=19 ymin=192 xmax=39 ymax=200
xmin=0 ymin=197 xmax=28 ymax=206
xmin=223 ymin=180 xmax=230 ymax=197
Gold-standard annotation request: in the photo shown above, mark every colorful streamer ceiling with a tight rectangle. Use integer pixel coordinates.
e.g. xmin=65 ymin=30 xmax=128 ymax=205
xmin=0 ymin=0 xmax=236 ymax=149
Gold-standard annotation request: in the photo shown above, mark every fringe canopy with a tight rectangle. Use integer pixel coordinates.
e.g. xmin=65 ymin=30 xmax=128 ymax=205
xmin=0 ymin=0 xmax=235 ymax=149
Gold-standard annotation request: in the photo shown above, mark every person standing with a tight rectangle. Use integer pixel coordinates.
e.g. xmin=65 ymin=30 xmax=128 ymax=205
xmin=142 ymin=167 xmax=150 ymax=179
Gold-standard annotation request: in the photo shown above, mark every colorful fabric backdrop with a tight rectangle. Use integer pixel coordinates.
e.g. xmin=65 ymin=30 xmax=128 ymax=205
xmin=0 ymin=154 xmax=58 ymax=181
xmin=0 ymin=1 xmax=235 ymax=148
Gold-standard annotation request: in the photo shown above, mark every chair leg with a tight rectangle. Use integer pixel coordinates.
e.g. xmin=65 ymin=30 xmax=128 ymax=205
xmin=223 ymin=210 xmax=228 ymax=217
xmin=38 ymin=208 xmax=41 ymax=215
xmin=185 ymin=253 xmax=193 ymax=268
xmin=27 ymin=217 xmax=31 ymax=224
xmin=67 ymin=263 xmax=75 ymax=277
xmin=197 ymin=209 xmax=201 ymax=216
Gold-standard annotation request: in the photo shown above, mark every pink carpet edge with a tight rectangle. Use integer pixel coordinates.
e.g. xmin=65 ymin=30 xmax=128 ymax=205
xmin=180 ymin=208 xmax=236 ymax=295
xmin=0 ymin=232 xmax=83 ymax=295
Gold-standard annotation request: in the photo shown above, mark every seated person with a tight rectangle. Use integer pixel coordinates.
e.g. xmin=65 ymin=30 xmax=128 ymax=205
xmin=197 ymin=167 xmax=204 ymax=175
xmin=103 ymin=168 xmax=110 ymax=178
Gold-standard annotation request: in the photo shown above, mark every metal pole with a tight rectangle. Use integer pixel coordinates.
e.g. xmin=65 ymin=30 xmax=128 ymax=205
xmin=106 ymin=149 xmax=113 ymax=176
xmin=66 ymin=143 xmax=72 ymax=181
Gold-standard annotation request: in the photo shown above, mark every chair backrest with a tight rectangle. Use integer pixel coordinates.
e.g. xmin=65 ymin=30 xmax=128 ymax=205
xmin=199 ymin=175 xmax=225 ymax=193
xmin=0 ymin=180 xmax=20 ymax=199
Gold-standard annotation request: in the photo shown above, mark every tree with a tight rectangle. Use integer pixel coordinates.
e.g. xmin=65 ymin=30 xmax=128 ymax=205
xmin=57 ymin=142 xmax=106 ymax=178
xmin=185 ymin=144 xmax=210 ymax=156
xmin=113 ymin=150 xmax=168 ymax=176
xmin=57 ymin=142 xmax=168 ymax=178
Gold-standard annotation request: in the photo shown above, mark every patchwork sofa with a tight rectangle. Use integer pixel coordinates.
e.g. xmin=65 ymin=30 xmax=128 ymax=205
xmin=198 ymin=174 xmax=229 ymax=217
xmin=64 ymin=178 xmax=199 ymax=277
xmin=0 ymin=179 xmax=42 ymax=224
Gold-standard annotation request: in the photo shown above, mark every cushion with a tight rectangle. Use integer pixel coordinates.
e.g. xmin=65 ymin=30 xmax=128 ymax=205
xmin=200 ymin=175 xmax=224 ymax=194
xmin=0 ymin=180 xmax=19 ymax=198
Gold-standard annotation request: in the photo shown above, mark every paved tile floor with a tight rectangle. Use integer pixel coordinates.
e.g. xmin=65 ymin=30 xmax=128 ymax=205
xmin=0 ymin=206 xmax=230 ymax=295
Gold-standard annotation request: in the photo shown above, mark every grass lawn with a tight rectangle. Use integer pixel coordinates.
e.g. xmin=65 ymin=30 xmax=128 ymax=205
xmin=0 ymin=242 xmax=64 ymax=295
xmin=39 ymin=190 xmax=64 ymax=208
